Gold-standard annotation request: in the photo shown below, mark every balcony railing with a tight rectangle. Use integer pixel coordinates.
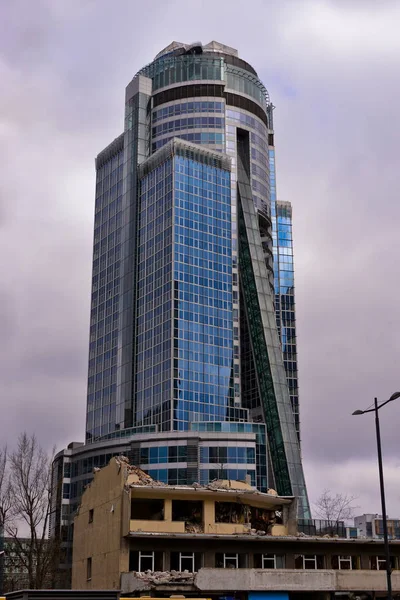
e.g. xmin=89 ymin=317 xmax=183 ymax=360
xmin=298 ymin=519 xmax=346 ymax=538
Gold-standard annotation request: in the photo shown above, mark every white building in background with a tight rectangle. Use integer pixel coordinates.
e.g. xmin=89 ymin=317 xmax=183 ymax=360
xmin=355 ymin=514 xmax=400 ymax=540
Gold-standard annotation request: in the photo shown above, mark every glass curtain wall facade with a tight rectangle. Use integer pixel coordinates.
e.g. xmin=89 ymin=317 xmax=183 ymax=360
xmin=135 ymin=140 xmax=233 ymax=430
xmin=269 ymin=141 xmax=299 ymax=441
xmin=83 ymin=41 xmax=309 ymax=517
xmin=86 ymin=136 xmax=124 ymax=440
xmin=275 ymin=200 xmax=299 ymax=440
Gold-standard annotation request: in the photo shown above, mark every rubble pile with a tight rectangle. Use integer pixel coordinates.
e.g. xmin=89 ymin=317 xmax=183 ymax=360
xmin=133 ymin=570 xmax=196 ymax=585
xmin=115 ymin=456 xmax=164 ymax=487
xmin=206 ymin=479 xmax=251 ymax=491
xmin=128 ymin=465 xmax=165 ymax=486
xmin=117 ymin=457 xmax=282 ymax=497
xmin=185 ymin=522 xmax=204 ymax=533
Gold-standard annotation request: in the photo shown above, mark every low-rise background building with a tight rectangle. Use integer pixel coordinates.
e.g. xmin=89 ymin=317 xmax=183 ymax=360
xmin=355 ymin=513 xmax=400 ymax=540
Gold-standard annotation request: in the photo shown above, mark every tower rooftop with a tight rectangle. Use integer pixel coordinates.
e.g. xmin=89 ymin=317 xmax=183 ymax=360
xmin=154 ymin=40 xmax=239 ymax=61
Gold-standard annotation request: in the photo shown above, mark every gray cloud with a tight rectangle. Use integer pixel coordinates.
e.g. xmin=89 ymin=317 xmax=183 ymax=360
xmin=1 ymin=0 xmax=399 ymax=515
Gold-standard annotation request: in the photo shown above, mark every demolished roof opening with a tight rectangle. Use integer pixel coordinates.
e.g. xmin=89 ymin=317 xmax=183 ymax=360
xmin=214 ymin=501 xmax=283 ymax=533
xmin=215 ymin=501 xmax=249 ymax=524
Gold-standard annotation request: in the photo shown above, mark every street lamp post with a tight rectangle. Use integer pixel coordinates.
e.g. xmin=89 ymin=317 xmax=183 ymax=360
xmin=352 ymin=391 xmax=400 ymax=600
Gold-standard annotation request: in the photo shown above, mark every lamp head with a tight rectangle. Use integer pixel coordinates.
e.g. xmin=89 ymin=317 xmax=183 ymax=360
xmin=352 ymin=410 xmax=364 ymax=416
xmin=389 ymin=391 xmax=400 ymax=401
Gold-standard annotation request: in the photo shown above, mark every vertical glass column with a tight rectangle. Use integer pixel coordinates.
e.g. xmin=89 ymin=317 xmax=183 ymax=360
xmin=116 ymin=76 xmax=151 ymax=432
xmin=135 ymin=159 xmax=174 ymax=430
xmin=86 ymin=139 xmax=124 ymax=441
xmin=269 ymin=145 xmax=300 ymax=442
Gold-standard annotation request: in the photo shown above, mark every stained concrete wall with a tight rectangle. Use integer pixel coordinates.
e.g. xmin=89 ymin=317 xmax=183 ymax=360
xmin=195 ymin=568 xmax=400 ymax=592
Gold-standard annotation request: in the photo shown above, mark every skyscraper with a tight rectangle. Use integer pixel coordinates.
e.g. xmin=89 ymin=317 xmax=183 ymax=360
xmin=81 ymin=41 xmax=308 ymax=516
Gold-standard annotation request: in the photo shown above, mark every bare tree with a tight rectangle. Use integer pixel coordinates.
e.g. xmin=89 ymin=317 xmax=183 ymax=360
xmin=313 ymin=489 xmax=359 ymax=523
xmin=0 ymin=445 xmax=12 ymax=529
xmin=0 ymin=445 xmax=12 ymax=595
xmin=5 ymin=433 xmax=59 ymax=589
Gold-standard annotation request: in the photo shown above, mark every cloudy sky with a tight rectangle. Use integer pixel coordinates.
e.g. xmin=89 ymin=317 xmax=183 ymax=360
xmin=1 ymin=0 xmax=400 ymax=517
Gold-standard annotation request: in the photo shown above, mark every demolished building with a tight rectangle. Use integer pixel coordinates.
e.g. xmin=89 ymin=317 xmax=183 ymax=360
xmin=72 ymin=457 xmax=400 ymax=600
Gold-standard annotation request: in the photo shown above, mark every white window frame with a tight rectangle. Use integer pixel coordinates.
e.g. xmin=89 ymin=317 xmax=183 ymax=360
xmin=262 ymin=554 xmax=276 ymax=569
xmin=138 ymin=551 xmax=154 ymax=572
xmin=303 ymin=554 xmax=318 ymax=569
xmin=223 ymin=553 xmax=239 ymax=568
xmin=377 ymin=556 xmax=387 ymax=571
xmin=338 ymin=555 xmax=352 ymax=570
xmin=179 ymin=552 xmax=195 ymax=572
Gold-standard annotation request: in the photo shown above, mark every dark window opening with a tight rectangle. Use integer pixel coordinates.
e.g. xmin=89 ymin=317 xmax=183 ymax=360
xmin=268 ymin=133 xmax=274 ymax=146
xmin=237 ymin=128 xmax=250 ymax=177
xmin=88 ymin=509 xmax=94 ymax=524
xmin=168 ymin=445 xmax=187 ymax=462
xmin=87 ymin=557 xmax=92 ymax=580
xmin=129 ymin=550 xmax=163 ymax=572
xmin=131 ymin=498 xmax=164 ymax=520
xmin=172 ymin=500 xmax=203 ymax=532
xmin=60 ymin=525 xmax=68 ymax=542
xmin=209 ymin=447 xmax=227 ymax=463
xmin=170 ymin=551 xmax=203 ymax=572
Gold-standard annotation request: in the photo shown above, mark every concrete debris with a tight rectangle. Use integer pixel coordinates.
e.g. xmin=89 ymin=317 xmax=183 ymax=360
xmin=297 ymin=531 xmax=309 ymax=538
xmin=185 ymin=523 xmax=204 ymax=533
xmin=125 ymin=463 xmax=165 ymax=487
xmin=207 ymin=479 xmax=253 ymax=491
xmin=133 ymin=570 xmax=196 ymax=585
xmin=117 ymin=458 xmax=285 ymax=500
xmin=207 ymin=479 xmax=226 ymax=490
xmin=122 ymin=460 xmax=257 ymax=493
